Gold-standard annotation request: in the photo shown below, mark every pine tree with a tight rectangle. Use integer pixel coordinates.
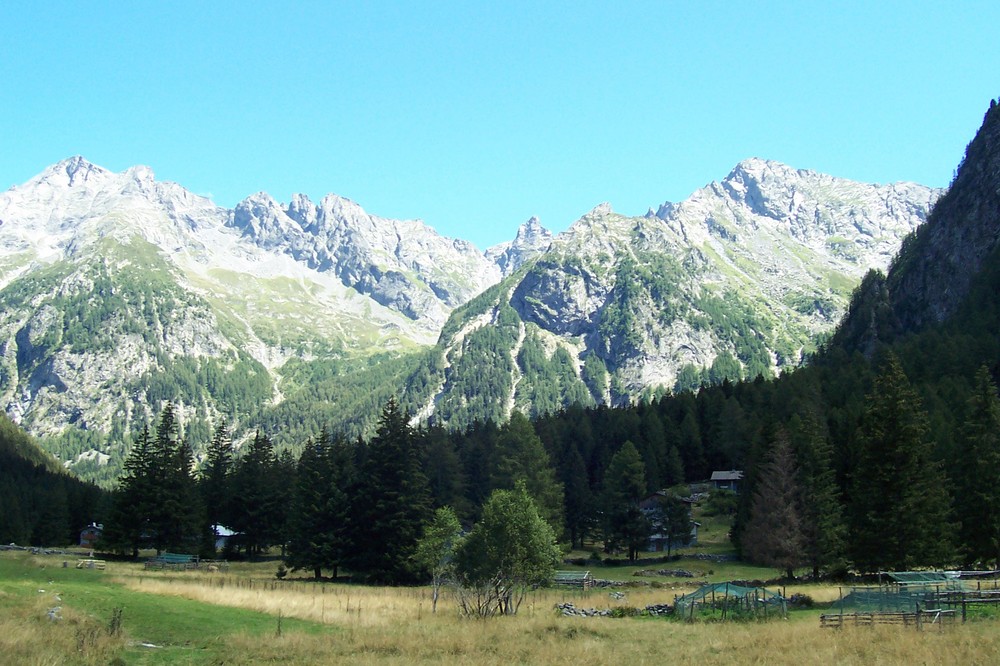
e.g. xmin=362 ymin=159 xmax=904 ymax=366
xmin=662 ymin=445 xmax=685 ymax=487
xmin=677 ymin=408 xmax=706 ymax=481
xmin=849 ymin=354 xmax=953 ymax=572
xmin=286 ymin=433 xmax=332 ymax=579
xmin=200 ymin=423 xmax=233 ymax=533
xmin=557 ymin=436 xmax=592 ymax=549
xmin=420 ymin=423 xmax=469 ymax=515
xmin=954 ymin=366 xmax=1000 ymax=566
xmin=0 ymin=484 xmax=29 ymax=545
xmin=650 ymin=493 xmax=692 ymax=556
xmin=602 ymin=440 xmax=650 ymax=562
xmin=742 ymin=431 xmax=806 ymax=578
xmin=323 ymin=432 xmax=355 ymax=578
xmin=349 ymin=398 xmax=432 ymax=583
xmin=637 ymin=408 xmax=667 ymax=491
xmin=272 ymin=449 xmax=297 ymax=556
xmin=31 ymin=482 xmax=69 ymax=546
xmin=490 ymin=411 xmax=564 ymax=534
xmin=104 ymin=426 xmax=155 ymax=557
xmin=229 ymin=430 xmax=281 ymax=558
xmin=147 ymin=404 xmax=200 ymax=553
xmin=789 ymin=410 xmax=846 ymax=578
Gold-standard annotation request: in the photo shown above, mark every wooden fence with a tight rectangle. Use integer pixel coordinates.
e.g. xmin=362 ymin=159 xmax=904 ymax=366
xmin=821 ymin=609 xmax=957 ymax=629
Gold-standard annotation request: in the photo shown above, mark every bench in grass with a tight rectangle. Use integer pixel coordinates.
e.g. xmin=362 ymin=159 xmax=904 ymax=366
xmin=75 ymin=558 xmax=106 ymax=570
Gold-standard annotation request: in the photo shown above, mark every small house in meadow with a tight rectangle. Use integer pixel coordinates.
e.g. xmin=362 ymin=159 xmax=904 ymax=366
xmin=212 ymin=524 xmax=238 ymax=551
xmin=79 ymin=523 xmax=103 ymax=548
xmin=710 ymin=470 xmax=744 ymax=494
xmin=646 ymin=522 xmax=700 ymax=552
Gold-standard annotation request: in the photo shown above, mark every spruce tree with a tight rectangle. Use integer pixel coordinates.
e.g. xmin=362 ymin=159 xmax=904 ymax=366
xmin=324 ymin=432 xmax=355 ymax=578
xmin=602 ymin=440 xmax=650 ymax=561
xmin=31 ymin=482 xmax=69 ymax=546
xmin=955 ymin=366 xmax=1000 ymax=566
xmin=742 ymin=431 xmax=806 ymax=578
xmin=148 ymin=404 xmax=200 ymax=553
xmin=651 ymin=493 xmax=692 ymax=556
xmin=349 ymin=398 xmax=431 ymax=583
xmin=557 ymin=436 xmax=592 ymax=549
xmin=229 ymin=430 xmax=281 ymax=558
xmin=849 ymin=354 xmax=953 ymax=572
xmin=490 ymin=411 xmax=564 ymax=534
xmin=200 ymin=423 xmax=233 ymax=533
xmin=790 ymin=411 xmax=846 ymax=578
xmin=104 ymin=426 xmax=155 ymax=557
xmin=286 ymin=433 xmax=332 ymax=579
xmin=420 ymin=423 xmax=469 ymax=515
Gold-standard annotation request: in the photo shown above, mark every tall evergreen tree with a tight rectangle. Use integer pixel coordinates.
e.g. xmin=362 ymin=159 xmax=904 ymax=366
xmin=272 ymin=449 xmax=297 ymax=556
xmin=420 ymin=423 xmax=469 ymax=516
xmin=789 ymin=410 xmax=846 ymax=578
xmin=200 ymin=423 xmax=233 ymax=532
xmin=490 ymin=411 xmax=564 ymax=534
xmin=601 ymin=440 xmax=650 ymax=562
xmin=323 ymin=432 xmax=356 ymax=578
xmin=349 ymin=398 xmax=432 ymax=583
xmin=849 ymin=354 xmax=953 ymax=572
xmin=31 ymin=482 xmax=69 ymax=546
xmin=147 ymin=404 xmax=200 ymax=553
xmin=104 ymin=426 xmax=155 ymax=557
xmin=742 ymin=431 xmax=806 ymax=578
xmin=286 ymin=433 xmax=333 ymax=579
xmin=650 ymin=492 xmax=693 ymax=556
xmin=677 ymin=407 xmax=706 ymax=481
xmin=557 ymin=435 xmax=593 ymax=548
xmin=229 ymin=430 xmax=281 ymax=558
xmin=954 ymin=366 xmax=1000 ymax=567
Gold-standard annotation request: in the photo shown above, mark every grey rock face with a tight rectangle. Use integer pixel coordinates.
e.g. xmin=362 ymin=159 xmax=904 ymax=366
xmin=487 ymin=217 xmax=553 ymax=277
xmin=0 ymin=154 xmax=944 ymax=465
xmin=425 ymin=164 xmax=941 ymax=424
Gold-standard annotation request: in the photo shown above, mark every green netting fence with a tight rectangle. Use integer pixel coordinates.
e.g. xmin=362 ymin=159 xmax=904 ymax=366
xmin=837 ymin=574 xmax=969 ymax=613
xmin=674 ymin=582 xmax=786 ymax=620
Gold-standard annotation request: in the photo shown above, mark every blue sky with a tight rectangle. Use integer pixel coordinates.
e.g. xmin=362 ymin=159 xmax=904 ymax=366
xmin=2 ymin=2 xmax=998 ymax=249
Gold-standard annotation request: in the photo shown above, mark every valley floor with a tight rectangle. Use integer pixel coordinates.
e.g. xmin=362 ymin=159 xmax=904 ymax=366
xmin=3 ymin=551 xmax=1000 ymax=665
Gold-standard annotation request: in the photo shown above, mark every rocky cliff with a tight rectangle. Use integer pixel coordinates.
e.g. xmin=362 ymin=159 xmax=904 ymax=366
xmin=0 ymin=155 xmax=940 ymax=480
xmin=420 ymin=162 xmax=939 ymax=426
xmin=833 ymin=98 xmax=1000 ymax=353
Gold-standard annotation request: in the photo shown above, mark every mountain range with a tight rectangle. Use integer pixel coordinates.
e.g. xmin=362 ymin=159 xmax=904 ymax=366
xmin=0 ymin=153 xmax=940 ymax=481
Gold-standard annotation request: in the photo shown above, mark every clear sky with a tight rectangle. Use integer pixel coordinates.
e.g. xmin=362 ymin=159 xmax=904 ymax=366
xmin=2 ymin=2 xmax=998 ymax=249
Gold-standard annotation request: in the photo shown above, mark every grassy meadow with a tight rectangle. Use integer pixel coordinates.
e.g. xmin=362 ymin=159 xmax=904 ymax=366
xmin=4 ymin=550 xmax=1000 ymax=665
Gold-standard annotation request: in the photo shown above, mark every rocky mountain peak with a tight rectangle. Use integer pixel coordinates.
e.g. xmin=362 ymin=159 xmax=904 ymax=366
xmin=486 ymin=216 xmax=553 ymax=276
xmin=31 ymin=156 xmax=110 ymax=190
xmin=515 ymin=216 xmax=549 ymax=243
xmin=54 ymin=156 xmax=107 ymax=186
xmin=588 ymin=202 xmax=614 ymax=217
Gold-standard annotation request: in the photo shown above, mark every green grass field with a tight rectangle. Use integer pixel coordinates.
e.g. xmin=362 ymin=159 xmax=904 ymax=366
xmin=0 ymin=552 xmax=323 ymax=665
xmin=6 ymin=548 xmax=1000 ymax=665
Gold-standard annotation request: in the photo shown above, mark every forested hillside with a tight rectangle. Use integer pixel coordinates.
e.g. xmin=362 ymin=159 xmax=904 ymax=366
xmin=97 ymin=97 xmax=1000 ymax=577
xmin=0 ymin=414 xmax=106 ymax=545
xmin=0 ymin=154 xmax=936 ymax=483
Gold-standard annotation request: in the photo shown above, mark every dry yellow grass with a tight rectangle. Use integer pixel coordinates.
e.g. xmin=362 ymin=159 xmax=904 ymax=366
xmin=115 ymin=574 xmax=1000 ymax=665
xmin=0 ymin=595 xmax=126 ymax=666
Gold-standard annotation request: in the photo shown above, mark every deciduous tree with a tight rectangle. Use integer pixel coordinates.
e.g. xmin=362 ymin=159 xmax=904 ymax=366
xmin=453 ymin=483 xmax=559 ymax=616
